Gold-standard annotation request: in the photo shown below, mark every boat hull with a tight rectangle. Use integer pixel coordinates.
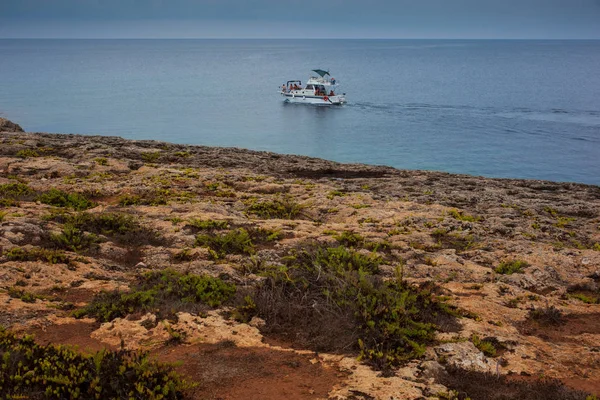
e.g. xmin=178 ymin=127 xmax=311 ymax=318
xmin=281 ymin=92 xmax=346 ymax=105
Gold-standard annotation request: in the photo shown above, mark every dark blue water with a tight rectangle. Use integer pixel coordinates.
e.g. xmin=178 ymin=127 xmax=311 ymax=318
xmin=1 ymin=39 xmax=599 ymax=185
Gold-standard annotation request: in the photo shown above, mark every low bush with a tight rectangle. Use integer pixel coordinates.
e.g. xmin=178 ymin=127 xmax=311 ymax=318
xmin=3 ymin=247 xmax=69 ymax=264
xmin=0 ymin=328 xmax=188 ymax=399
xmin=118 ymin=189 xmax=169 ymax=206
xmin=50 ymin=224 xmax=99 ymax=252
xmin=448 ymin=209 xmax=481 ymax=222
xmin=334 ymin=230 xmax=364 ymax=247
xmin=527 ymin=304 xmax=564 ymax=325
xmin=195 ymin=228 xmax=255 ymax=258
xmin=7 ymin=287 xmax=38 ymax=303
xmin=471 ymin=334 xmax=497 ymax=357
xmin=494 ymin=260 xmax=529 ymax=275
xmin=38 ymin=188 xmax=95 ymax=211
xmin=186 ymin=218 xmax=229 ymax=232
xmin=246 ymin=196 xmax=306 ymax=219
xmin=0 ymin=182 xmax=34 ymax=199
xmin=64 ymin=212 xmax=162 ymax=246
xmin=75 ymin=269 xmax=236 ymax=322
xmin=247 ymin=244 xmax=456 ymax=370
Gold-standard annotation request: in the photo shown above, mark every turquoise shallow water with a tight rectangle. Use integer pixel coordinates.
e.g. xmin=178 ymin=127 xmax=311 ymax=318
xmin=1 ymin=39 xmax=599 ymax=185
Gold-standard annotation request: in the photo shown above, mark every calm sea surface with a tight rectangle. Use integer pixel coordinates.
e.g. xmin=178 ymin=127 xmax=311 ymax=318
xmin=1 ymin=39 xmax=599 ymax=185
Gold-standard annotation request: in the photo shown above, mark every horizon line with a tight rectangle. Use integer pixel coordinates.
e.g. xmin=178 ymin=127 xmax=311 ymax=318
xmin=2 ymin=37 xmax=600 ymax=40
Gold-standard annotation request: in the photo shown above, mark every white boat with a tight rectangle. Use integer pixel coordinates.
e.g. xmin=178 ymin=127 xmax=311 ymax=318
xmin=280 ymin=69 xmax=347 ymax=105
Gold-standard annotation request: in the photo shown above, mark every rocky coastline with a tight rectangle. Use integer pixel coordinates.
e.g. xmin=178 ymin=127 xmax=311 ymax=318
xmin=1 ymin=119 xmax=599 ymax=399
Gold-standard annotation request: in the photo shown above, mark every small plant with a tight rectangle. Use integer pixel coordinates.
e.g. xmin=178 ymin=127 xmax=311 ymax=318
xmin=118 ymin=189 xmax=169 ymax=206
xmin=187 ymin=218 xmax=229 ymax=231
xmin=141 ymin=151 xmax=161 ymax=163
xmin=4 ymin=247 xmax=69 ymax=264
xmin=327 ymin=190 xmax=345 ymax=200
xmin=94 ymin=157 xmax=109 ymax=165
xmin=494 ymin=260 xmax=529 ymax=275
xmin=7 ymin=287 xmax=38 ymax=303
xmin=448 ymin=209 xmax=481 ymax=222
xmin=527 ymin=305 xmax=564 ymax=325
xmin=50 ymin=224 xmax=99 ymax=252
xmin=195 ymin=228 xmax=255 ymax=258
xmin=246 ymin=196 xmax=306 ymax=219
xmin=0 ymin=211 xmax=6 ymax=222
xmin=333 ymin=230 xmax=364 ymax=247
xmin=471 ymin=334 xmax=496 ymax=357
xmin=37 ymin=188 xmax=95 ymax=210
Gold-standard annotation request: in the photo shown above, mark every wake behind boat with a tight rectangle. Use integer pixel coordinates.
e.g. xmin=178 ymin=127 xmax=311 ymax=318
xmin=280 ymin=69 xmax=347 ymax=105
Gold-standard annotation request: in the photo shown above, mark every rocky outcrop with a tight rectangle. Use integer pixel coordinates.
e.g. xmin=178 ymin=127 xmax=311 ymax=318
xmin=0 ymin=118 xmax=24 ymax=132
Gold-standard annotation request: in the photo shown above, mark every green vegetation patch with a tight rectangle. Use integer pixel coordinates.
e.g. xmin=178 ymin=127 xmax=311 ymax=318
xmin=448 ymin=209 xmax=481 ymax=222
xmin=186 ymin=218 xmax=229 ymax=232
xmin=246 ymin=196 xmax=306 ymax=219
xmin=7 ymin=287 xmax=39 ymax=303
xmin=471 ymin=334 xmax=497 ymax=357
xmin=75 ymin=269 xmax=236 ymax=322
xmin=3 ymin=247 xmax=69 ymax=264
xmin=51 ymin=212 xmax=163 ymax=246
xmin=50 ymin=224 xmax=99 ymax=252
xmin=494 ymin=260 xmax=529 ymax=275
xmin=247 ymin=244 xmax=456 ymax=370
xmin=0 ymin=328 xmax=188 ymax=399
xmin=37 ymin=188 xmax=95 ymax=211
xmin=118 ymin=189 xmax=170 ymax=206
xmin=195 ymin=228 xmax=255 ymax=259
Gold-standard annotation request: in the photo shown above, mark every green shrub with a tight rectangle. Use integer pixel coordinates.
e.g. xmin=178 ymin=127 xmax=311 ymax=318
xmin=448 ymin=209 xmax=481 ymax=222
xmin=248 ymin=244 xmax=455 ymax=370
xmin=38 ymin=189 xmax=95 ymax=210
xmin=246 ymin=196 xmax=306 ymax=219
xmin=186 ymin=218 xmax=229 ymax=232
xmin=0 ymin=328 xmax=188 ymax=399
xmin=471 ymin=334 xmax=497 ymax=357
xmin=494 ymin=260 xmax=529 ymax=275
xmin=7 ymin=287 xmax=38 ymax=303
xmin=94 ymin=157 xmax=109 ymax=165
xmin=0 ymin=182 xmax=33 ymax=199
xmin=15 ymin=148 xmax=39 ymax=158
xmin=118 ymin=190 xmax=169 ymax=206
xmin=0 ymin=211 xmax=6 ymax=222
xmin=334 ymin=231 xmax=364 ymax=247
xmin=141 ymin=151 xmax=161 ymax=163
xmin=50 ymin=224 xmax=99 ymax=252
xmin=4 ymin=247 xmax=69 ymax=264
xmin=527 ymin=305 xmax=564 ymax=325
xmin=195 ymin=228 xmax=255 ymax=258
xmin=55 ymin=212 xmax=162 ymax=246
xmin=75 ymin=269 xmax=236 ymax=322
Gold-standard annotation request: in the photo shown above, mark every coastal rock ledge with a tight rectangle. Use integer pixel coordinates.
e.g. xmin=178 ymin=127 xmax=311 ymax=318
xmin=0 ymin=118 xmax=24 ymax=132
xmin=0 ymin=122 xmax=599 ymax=400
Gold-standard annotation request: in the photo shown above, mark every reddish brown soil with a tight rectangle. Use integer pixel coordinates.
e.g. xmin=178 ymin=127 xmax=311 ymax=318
xmin=153 ymin=342 xmax=344 ymax=400
xmin=28 ymin=321 xmax=110 ymax=353
xmin=520 ymin=312 xmax=600 ymax=342
xmin=45 ymin=287 xmax=97 ymax=304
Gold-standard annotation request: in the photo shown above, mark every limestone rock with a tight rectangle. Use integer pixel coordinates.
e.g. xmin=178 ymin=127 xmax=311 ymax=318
xmin=0 ymin=118 xmax=24 ymax=132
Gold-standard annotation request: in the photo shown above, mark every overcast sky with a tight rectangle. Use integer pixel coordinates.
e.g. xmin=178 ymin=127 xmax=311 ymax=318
xmin=1 ymin=0 xmax=600 ymax=39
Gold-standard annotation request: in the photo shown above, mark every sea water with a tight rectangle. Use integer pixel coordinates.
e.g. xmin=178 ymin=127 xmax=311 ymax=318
xmin=0 ymin=39 xmax=599 ymax=185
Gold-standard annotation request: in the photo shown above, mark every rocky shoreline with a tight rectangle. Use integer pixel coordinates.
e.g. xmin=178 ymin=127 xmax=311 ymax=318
xmin=1 ymin=120 xmax=599 ymax=399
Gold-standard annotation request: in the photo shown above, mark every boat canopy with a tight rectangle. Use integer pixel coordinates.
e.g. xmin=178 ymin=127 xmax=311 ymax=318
xmin=312 ymin=69 xmax=330 ymax=77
